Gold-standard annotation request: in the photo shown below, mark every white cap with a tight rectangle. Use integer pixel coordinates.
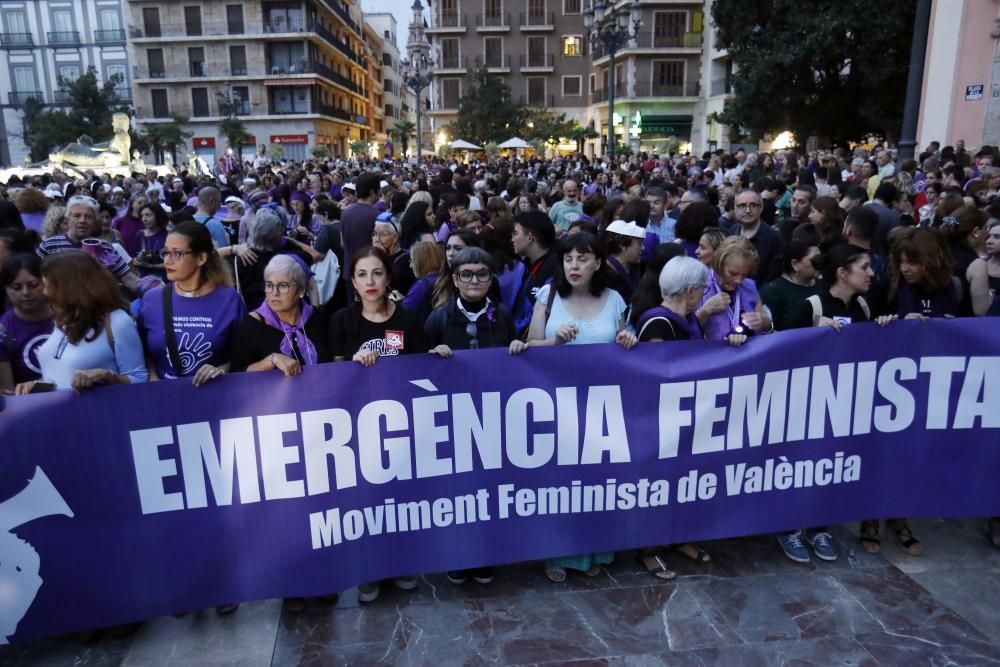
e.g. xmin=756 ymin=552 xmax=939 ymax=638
xmin=342 ymin=181 xmax=356 ymax=191
xmin=380 ymin=180 xmax=390 ymax=189
xmin=606 ymin=219 xmax=646 ymax=239
xmin=224 ymin=195 xmax=244 ymax=206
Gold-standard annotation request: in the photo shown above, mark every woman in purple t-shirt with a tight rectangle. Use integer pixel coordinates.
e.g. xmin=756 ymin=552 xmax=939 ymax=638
xmin=0 ymin=254 xmax=53 ymax=392
xmin=137 ymin=221 xmax=245 ymax=386
xmin=696 ymin=236 xmax=771 ymax=343
xmin=111 ymin=192 xmax=147 ymax=258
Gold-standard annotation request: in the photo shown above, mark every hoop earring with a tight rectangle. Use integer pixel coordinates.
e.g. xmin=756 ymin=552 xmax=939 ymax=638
xmin=353 ymin=292 xmax=360 ymax=302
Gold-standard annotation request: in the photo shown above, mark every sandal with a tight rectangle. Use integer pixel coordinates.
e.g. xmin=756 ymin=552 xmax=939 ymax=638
xmin=639 ymin=550 xmax=677 ymax=580
xmin=989 ymin=518 xmax=1000 ymax=550
xmin=545 ymin=566 xmax=567 ymax=583
xmin=888 ymin=519 xmax=924 ymax=556
xmin=674 ymin=543 xmax=712 ymax=563
xmin=859 ymin=520 xmax=881 ymax=554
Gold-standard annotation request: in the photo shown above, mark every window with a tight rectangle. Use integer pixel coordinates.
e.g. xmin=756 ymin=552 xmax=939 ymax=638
xmin=268 ymin=43 xmax=305 ymax=73
xmin=439 ymin=0 xmax=458 ymax=26
xmin=12 ymin=66 xmax=35 ymax=91
xmin=151 ymin=89 xmax=169 ymax=118
xmin=189 ymin=47 xmax=206 ymax=76
xmin=52 ymin=9 xmax=74 ymax=33
xmin=192 ymin=88 xmax=209 ymax=117
xmin=184 ymin=6 xmax=202 ymax=36
xmin=653 ymin=60 xmax=684 ymax=93
xmin=484 ymin=0 xmax=501 ymax=19
xmin=271 ymin=86 xmax=308 ymax=113
xmin=527 ymin=77 xmax=545 ymax=106
xmin=562 ymin=36 xmax=582 ymax=56
xmin=526 ymin=35 xmax=545 ymax=66
xmin=528 ymin=0 xmax=545 ymax=19
xmin=4 ymin=11 xmax=27 ymax=34
xmin=484 ymin=36 xmax=503 ymax=67
xmin=106 ymin=64 xmax=127 ymax=97
xmin=440 ymin=38 xmax=459 ymax=68
xmin=589 ymin=73 xmax=595 ymax=93
xmin=230 ymin=46 xmax=247 ymax=75
xmin=147 ymin=48 xmax=165 ymax=77
xmin=232 ymin=85 xmax=250 ymax=114
xmin=383 ymin=53 xmax=392 ymax=67
xmin=142 ymin=8 xmax=160 ymax=37
xmin=99 ymin=8 xmax=121 ymax=30
xmin=226 ymin=5 xmax=244 ymax=34
xmin=264 ymin=5 xmax=305 ymax=32
xmin=58 ymin=65 xmax=80 ymax=83
xmin=564 ymin=0 xmax=580 ymax=14
xmin=653 ymin=12 xmax=686 ymax=47
xmin=562 ymin=76 xmax=581 ymax=96
xmin=441 ymin=78 xmax=461 ymax=108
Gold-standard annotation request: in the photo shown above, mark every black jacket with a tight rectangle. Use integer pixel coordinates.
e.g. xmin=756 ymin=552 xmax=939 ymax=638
xmin=424 ymin=298 xmax=516 ymax=350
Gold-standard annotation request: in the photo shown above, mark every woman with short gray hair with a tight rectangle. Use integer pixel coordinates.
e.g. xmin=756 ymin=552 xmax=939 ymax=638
xmin=231 ymin=253 xmax=330 ymax=375
xmin=232 ymin=208 xmax=319 ymax=310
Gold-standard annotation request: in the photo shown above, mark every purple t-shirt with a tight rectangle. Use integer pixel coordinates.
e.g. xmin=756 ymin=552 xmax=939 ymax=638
xmin=112 ymin=215 xmax=143 ymax=256
xmin=0 ymin=309 xmax=54 ymax=383
xmin=137 ymin=285 xmax=246 ymax=379
xmin=340 ymin=202 xmax=379 ymax=275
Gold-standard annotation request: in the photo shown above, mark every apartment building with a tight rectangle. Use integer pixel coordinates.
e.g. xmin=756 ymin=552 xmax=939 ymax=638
xmin=361 ymin=19 xmax=387 ymax=154
xmin=0 ymin=0 xmax=130 ymax=165
xmin=423 ymin=0 xmax=733 ymax=156
xmin=365 ymin=12 xmax=417 ymax=154
xmin=126 ymin=0 xmax=374 ymax=163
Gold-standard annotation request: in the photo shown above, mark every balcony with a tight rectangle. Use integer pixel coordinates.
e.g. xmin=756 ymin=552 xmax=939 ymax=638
xmin=710 ymin=77 xmax=732 ymax=96
xmin=519 ymin=53 xmax=554 ymax=71
xmin=317 ymin=0 xmax=361 ymax=35
xmin=426 ymin=12 xmax=467 ymax=32
xmin=519 ymin=11 xmax=554 ymax=30
xmin=0 ymin=32 xmax=33 ymax=48
xmin=517 ymin=94 xmax=554 ymax=108
xmin=314 ymin=102 xmax=351 ymax=121
xmin=47 ymin=31 xmax=81 ymax=46
xmin=590 ymin=85 xmax=627 ymax=104
xmin=633 ymin=80 xmax=700 ymax=98
xmin=8 ymin=91 xmax=43 ymax=106
xmin=435 ymin=56 xmax=464 ymax=73
xmin=94 ymin=29 xmax=126 ymax=44
xmin=53 ymin=90 xmax=71 ymax=105
xmin=431 ymin=95 xmax=460 ymax=112
xmin=593 ymin=30 xmax=702 ymax=59
xmin=475 ymin=13 xmax=511 ymax=31
xmin=469 ymin=54 xmax=511 ymax=71
xmin=263 ymin=19 xmax=308 ymax=33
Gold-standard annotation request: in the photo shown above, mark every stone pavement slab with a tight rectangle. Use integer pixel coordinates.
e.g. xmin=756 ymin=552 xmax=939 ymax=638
xmin=3 ymin=519 xmax=999 ymax=666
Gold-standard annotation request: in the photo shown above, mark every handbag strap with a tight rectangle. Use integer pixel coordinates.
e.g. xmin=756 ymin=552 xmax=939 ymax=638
xmin=161 ymin=286 xmax=183 ymax=374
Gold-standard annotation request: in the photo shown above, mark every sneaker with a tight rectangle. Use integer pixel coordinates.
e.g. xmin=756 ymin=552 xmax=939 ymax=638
xmin=472 ymin=567 xmax=494 ymax=584
xmin=447 ymin=570 xmax=468 ymax=584
xmin=357 ymin=582 xmax=380 ymax=603
xmin=777 ymin=530 xmax=811 ymax=563
xmin=393 ymin=576 xmax=418 ymax=591
xmin=807 ymin=531 xmax=838 ymax=562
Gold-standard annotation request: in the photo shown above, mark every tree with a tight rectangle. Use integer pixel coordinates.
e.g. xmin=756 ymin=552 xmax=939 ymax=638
xmin=390 ymin=120 xmax=415 ymax=157
xmin=310 ymin=144 xmax=332 ymax=160
xmin=569 ymin=124 xmax=600 ymax=153
xmin=524 ymin=109 xmax=576 ymax=149
xmin=141 ymin=114 xmax=192 ymax=165
xmin=349 ymin=139 xmax=368 ymax=156
xmin=217 ymin=116 xmax=251 ymax=162
xmin=22 ymin=66 xmax=128 ymax=161
xmin=712 ymin=0 xmax=915 ymax=147
xmin=451 ymin=64 xmax=526 ymax=146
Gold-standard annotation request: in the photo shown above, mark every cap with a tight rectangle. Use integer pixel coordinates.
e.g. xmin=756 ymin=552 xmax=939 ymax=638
xmin=112 ymin=186 xmax=124 ymax=194
xmin=380 ymin=180 xmax=390 ymax=189
xmin=224 ymin=195 xmax=244 ymax=206
xmin=342 ymin=182 xmax=356 ymax=191
xmin=606 ymin=219 xmax=646 ymax=239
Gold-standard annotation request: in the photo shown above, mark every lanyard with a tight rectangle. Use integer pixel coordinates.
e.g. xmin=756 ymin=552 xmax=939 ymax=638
xmin=727 ymin=287 xmax=742 ymax=333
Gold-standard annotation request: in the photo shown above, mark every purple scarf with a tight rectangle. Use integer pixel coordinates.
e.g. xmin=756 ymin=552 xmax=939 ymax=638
xmin=254 ymin=299 xmax=318 ymax=365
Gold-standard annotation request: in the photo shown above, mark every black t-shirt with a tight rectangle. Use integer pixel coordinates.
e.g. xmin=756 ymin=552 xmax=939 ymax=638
xmin=230 ymin=311 xmax=332 ymax=371
xmin=790 ymin=290 xmax=871 ymax=329
xmin=328 ymin=303 xmax=428 ymax=359
xmin=391 ymin=249 xmax=416 ymax=295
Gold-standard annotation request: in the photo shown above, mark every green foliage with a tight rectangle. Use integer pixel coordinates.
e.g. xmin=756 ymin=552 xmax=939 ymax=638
xmin=268 ymin=144 xmax=286 ymax=160
xmin=524 ymin=110 xmax=576 ymax=147
xmin=141 ymin=114 xmax=192 ymax=165
xmin=711 ymin=0 xmax=915 ymax=146
xmin=390 ymin=120 xmax=415 ymax=156
xmin=349 ymin=139 xmax=368 ymax=156
xmin=23 ymin=66 xmax=127 ymax=161
xmin=569 ymin=124 xmax=600 ymax=153
xmin=451 ymin=65 xmax=526 ymax=146
xmin=436 ymin=144 xmax=454 ymax=159
xmin=310 ymin=144 xmax=332 ymax=159
xmin=484 ymin=141 xmax=500 ymax=159
xmin=217 ymin=116 xmax=251 ymax=160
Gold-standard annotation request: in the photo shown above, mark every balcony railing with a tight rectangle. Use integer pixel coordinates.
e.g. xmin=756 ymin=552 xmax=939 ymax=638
xmin=314 ymin=102 xmax=351 ymax=120
xmin=517 ymin=94 xmax=554 ymax=108
xmin=469 ymin=54 xmax=511 ymax=69
xmin=0 ymin=32 xmax=33 ymax=48
xmin=437 ymin=55 xmax=463 ymax=70
xmin=652 ymin=31 xmax=703 ymax=49
xmin=475 ymin=13 xmax=510 ymax=28
xmin=53 ymin=90 xmax=71 ymax=104
xmin=432 ymin=95 xmax=461 ymax=111
xmin=317 ymin=0 xmax=361 ymax=34
xmin=263 ymin=19 xmax=308 ymax=33
xmin=47 ymin=31 xmax=80 ymax=45
xmin=710 ymin=77 xmax=731 ymax=96
xmin=432 ymin=12 xmax=467 ymax=28
xmin=519 ymin=53 xmax=554 ymax=68
xmin=590 ymin=84 xmax=628 ymax=103
xmin=633 ymin=80 xmax=700 ymax=97
xmin=9 ymin=91 xmax=43 ymax=106
xmin=519 ymin=11 xmax=554 ymax=27
xmin=94 ymin=29 xmax=126 ymax=43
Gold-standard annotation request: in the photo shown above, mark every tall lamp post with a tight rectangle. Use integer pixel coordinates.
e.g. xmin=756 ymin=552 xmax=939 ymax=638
xmin=402 ymin=53 xmax=434 ymax=161
xmin=584 ymin=0 xmax=641 ymax=161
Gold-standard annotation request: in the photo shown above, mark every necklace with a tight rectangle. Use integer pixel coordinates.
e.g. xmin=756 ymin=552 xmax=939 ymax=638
xmin=176 ymin=278 xmax=205 ymax=298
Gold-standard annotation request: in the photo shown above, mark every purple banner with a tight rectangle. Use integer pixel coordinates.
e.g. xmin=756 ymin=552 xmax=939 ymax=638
xmin=1 ymin=319 xmax=998 ymax=643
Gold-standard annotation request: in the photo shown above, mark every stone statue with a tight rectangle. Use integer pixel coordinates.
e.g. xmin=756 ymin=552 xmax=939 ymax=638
xmin=48 ymin=112 xmax=131 ymax=168
xmin=129 ymin=150 xmax=146 ymax=174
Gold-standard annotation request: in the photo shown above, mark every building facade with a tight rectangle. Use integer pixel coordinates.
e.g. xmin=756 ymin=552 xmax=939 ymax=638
xmin=917 ymin=0 xmax=1000 ymax=150
xmin=126 ymin=0 xmax=375 ymax=163
xmin=421 ymin=0 xmax=733 ymax=157
xmin=365 ymin=12 xmax=417 ymax=156
xmin=0 ymin=0 xmax=130 ymax=165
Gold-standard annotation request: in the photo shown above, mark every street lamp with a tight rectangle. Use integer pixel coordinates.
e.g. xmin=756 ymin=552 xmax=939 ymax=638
xmin=584 ymin=0 xmax=642 ymax=161
xmin=402 ymin=53 xmax=435 ymax=160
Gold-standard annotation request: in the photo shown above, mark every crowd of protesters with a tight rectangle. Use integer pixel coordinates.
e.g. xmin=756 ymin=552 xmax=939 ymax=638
xmin=1 ymin=138 xmax=999 ymax=616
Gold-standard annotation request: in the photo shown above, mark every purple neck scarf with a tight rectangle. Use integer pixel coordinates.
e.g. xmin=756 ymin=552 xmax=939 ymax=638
xmin=254 ymin=299 xmax=318 ymax=365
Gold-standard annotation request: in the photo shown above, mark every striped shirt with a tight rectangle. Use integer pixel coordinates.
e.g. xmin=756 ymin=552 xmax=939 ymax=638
xmin=37 ymin=235 xmax=131 ymax=278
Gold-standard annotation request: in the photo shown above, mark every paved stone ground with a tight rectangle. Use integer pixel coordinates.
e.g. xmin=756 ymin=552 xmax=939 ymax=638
xmin=3 ymin=519 xmax=1000 ymax=666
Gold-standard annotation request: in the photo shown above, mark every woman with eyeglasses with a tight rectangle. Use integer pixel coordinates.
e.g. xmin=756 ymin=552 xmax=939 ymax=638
xmin=372 ymin=213 xmax=416 ymax=296
xmin=231 ymin=254 xmax=330 ymax=375
xmin=508 ymin=232 xmax=637 ymax=583
xmin=137 ymin=221 xmax=245 ymax=387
